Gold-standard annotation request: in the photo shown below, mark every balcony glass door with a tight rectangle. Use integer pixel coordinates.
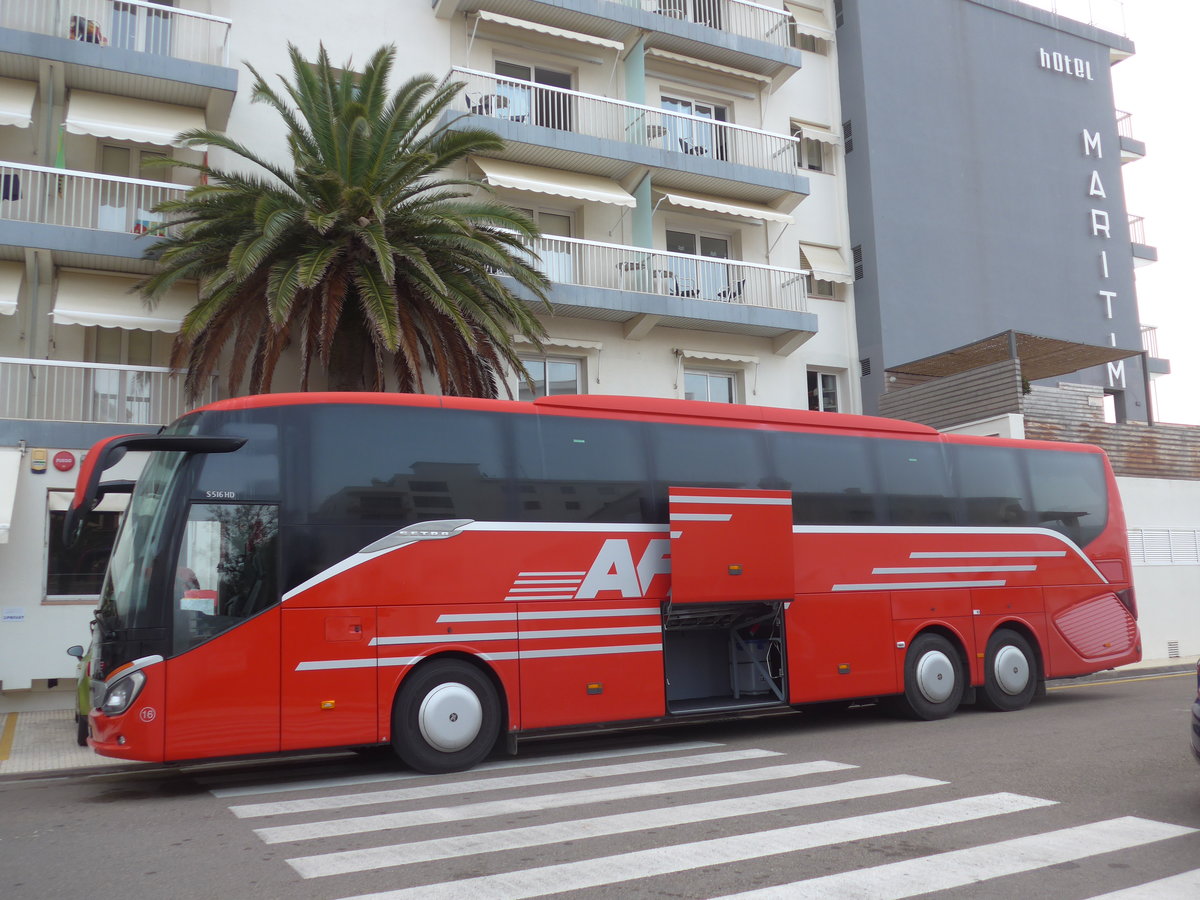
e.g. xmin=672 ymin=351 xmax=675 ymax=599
xmin=661 ymin=97 xmax=727 ymax=159
xmin=91 ymin=328 xmax=153 ymax=424
xmin=112 ymin=1 xmax=175 ymax=55
xmin=495 ymin=63 xmax=573 ymax=131
xmin=665 ymin=231 xmax=730 ymax=299
xmin=98 ymin=147 xmax=131 ymax=232
xmin=516 ymin=209 xmax=574 ymax=283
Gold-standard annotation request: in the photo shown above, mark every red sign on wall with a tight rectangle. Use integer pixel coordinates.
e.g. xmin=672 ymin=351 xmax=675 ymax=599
xmin=52 ymin=451 xmax=75 ymax=472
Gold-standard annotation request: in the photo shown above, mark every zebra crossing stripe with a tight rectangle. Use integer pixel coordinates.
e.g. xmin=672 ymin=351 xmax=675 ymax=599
xmin=207 ymin=739 xmax=723 ymax=798
xmin=254 ymin=759 xmax=856 ymax=844
xmin=715 ymin=816 xmax=1198 ymax=899
xmin=327 ymin=792 xmax=1054 ymax=900
xmin=231 ymin=748 xmax=784 ymax=819
xmin=1083 ymin=867 xmax=1200 ymax=899
xmin=287 ymin=773 xmax=946 ymax=879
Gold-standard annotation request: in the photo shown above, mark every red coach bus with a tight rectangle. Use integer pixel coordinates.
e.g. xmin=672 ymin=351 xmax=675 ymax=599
xmin=70 ymin=393 xmax=1140 ymax=772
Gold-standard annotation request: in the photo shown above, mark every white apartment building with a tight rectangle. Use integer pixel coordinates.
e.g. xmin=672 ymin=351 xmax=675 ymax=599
xmin=0 ymin=1 xmax=858 ymax=709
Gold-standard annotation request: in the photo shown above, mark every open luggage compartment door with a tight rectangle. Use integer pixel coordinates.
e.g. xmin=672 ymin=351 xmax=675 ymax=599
xmin=668 ymin=487 xmax=794 ymax=604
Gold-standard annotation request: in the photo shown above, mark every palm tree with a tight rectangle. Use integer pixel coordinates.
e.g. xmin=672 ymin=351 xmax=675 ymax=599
xmin=140 ymin=43 xmax=550 ymax=399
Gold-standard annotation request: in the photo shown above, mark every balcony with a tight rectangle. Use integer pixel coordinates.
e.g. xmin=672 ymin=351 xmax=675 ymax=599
xmin=449 ymin=67 xmax=807 ymax=206
xmin=0 ymin=358 xmax=214 ymax=426
xmin=1115 ymin=110 xmax=1145 ymax=162
xmin=1127 ymin=214 xmax=1157 ymax=267
xmin=1140 ymin=325 xmax=1170 ymax=377
xmin=433 ymin=0 xmax=802 ymax=83
xmin=0 ymin=0 xmax=236 ymax=121
xmin=0 ymin=161 xmax=184 ymax=260
xmin=515 ymin=233 xmax=817 ymax=352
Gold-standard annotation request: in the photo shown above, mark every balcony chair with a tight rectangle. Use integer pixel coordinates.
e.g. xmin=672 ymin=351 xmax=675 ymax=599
xmin=716 ymin=279 xmax=746 ymax=303
xmin=679 ymin=138 xmax=709 ymax=156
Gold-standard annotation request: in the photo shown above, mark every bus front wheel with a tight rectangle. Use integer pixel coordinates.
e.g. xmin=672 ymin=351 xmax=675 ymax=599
xmin=391 ymin=659 xmax=500 ymax=774
xmin=896 ymin=633 xmax=965 ymax=720
xmin=977 ymin=629 xmax=1038 ymax=712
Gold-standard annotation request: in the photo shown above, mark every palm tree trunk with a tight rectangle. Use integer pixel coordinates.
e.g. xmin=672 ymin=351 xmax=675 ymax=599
xmin=327 ymin=306 xmax=371 ymax=391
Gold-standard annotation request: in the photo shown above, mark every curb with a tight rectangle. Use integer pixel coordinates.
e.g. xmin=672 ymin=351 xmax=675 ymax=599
xmin=1049 ymin=661 xmax=1196 ymax=686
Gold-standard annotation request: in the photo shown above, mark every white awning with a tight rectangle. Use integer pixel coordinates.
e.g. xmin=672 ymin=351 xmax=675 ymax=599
xmin=473 ymin=157 xmax=636 ymax=208
xmin=0 ymin=77 xmax=36 ymax=129
xmin=677 ymin=349 xmax=759 ymax=364
xmin=785 ymin=2 xmax=835 ymax=40
xmin=799 ymin=243 xmax=853 ymax=284
xmin=656 ymin=190 xmax=794 ymax=225
xmin=65 ymin=90 xmax=207 ymax=149
xmin=514 ymin=334 xmax=603 ymax=350
xmin=51 ymin=270 xmax=197 ymax=333
xmin=792 ymin=123 xmax=840 ymax=146
xmin=474 ymin=11 xmax=623 ymax=52
xmin=644 ymin=48 xmax=771 ymax=84
xmin=0 ymin=260 xmax=24 ymax=316
xmin=0 ymin=448 xmax=20 ymax=544
xmin=48 ymin=489 xmax=129 ymax=514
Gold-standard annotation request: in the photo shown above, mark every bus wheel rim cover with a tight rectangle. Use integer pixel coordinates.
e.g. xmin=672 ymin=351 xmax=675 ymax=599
xmin=993 ymin=644 xmax=1031 ymax=695
xmin=915 ymin=650 xmax=956 ymax=704
xmin=417 ymin=681 xmax=483 ymax=752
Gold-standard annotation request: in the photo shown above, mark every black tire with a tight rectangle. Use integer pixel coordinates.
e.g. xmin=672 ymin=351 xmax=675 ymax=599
xmin=977 ymin=628 xmax=1038 ymax=712
xmin=75 ymin=713 xmax=88 ymax=747
xmin=391 ymin=659 xmax=501 ymax=774
xmin=896 ymin=632 xmax=965 ymax=720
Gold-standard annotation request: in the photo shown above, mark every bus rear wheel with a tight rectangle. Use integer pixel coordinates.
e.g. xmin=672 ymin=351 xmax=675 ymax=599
xmin=977 ymin=628 xmax=1038 ymax=712
xmin=391 ymin=659 xmax=500 ymax=774
xmin=895 ymin=633 xmax=965 ymax=720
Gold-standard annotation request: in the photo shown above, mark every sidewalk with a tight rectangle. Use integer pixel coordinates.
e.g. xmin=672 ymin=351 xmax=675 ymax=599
xmin=2 ymin=657 xmax=1194 ymax=780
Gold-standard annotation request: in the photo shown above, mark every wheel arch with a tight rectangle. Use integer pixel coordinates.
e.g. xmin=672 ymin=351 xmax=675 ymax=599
xmin=389 ymin=650 xmax=511 ymax=740
xmin=910 ymin=623 xmax=972 ymax=678
xmin=989 ymin=619 xmax=1045 ymax=682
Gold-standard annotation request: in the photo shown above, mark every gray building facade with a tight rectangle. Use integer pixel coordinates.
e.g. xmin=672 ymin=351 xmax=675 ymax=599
xmin=835 ymin=0 xmax=1158 ymax=423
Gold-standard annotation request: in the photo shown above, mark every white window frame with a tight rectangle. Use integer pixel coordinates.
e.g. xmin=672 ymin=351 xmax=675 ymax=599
xmin=517 ymin=353 xmax=584 ymax=401
xmin=684 ymin=368 xmax=737 ymax=404
xmin=807 ymin=369 xmax=841 ymax=412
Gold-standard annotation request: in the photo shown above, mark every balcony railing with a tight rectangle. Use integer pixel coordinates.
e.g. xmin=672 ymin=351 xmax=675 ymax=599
xmin=0 ymin=0 xmax=231 ymax=66
xmin=1115 ymin=109 xmax=1135 ymax=139
xmin=523 ymin=234 xmax=808 ymax=312
xmin=609 ymin=0 xmax=793 ymax=48
xmin=453 ymin=67 xmax=800 ymax=176
xmin=1128 ymin=214 xmax=1147 ymax=244
xmin=0 ymin=358 xmax=214 ymax=425
xmin=0 ymin=161 xmax=185 ymax=238
xmin=1141 ymin=325 xmax=1159 ymax=358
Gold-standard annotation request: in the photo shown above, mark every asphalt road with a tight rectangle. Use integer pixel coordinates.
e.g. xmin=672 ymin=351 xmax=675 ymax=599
xmin=1 ymin=670 xmax=1197 ymax=900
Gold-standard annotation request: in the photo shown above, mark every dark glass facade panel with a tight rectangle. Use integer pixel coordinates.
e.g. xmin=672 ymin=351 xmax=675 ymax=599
xmin=771 ymin=432 xmax=878 ymax=524
xmin=1026 ymin=449 xmax=1107 ymax=547
xmin=951 ymin=444 xmax=1034 ymax=527
xmin=47 ymin=508 xmax=121 ymax=596
xmin=876 ymin=439 xmax=956 ymax=525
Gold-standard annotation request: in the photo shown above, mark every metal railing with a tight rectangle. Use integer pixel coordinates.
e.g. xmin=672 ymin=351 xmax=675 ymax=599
xmin=1018 ymin=0 xmax=1127 ymax=35
xmin=610 ymin=0 xmax=793 ymax=47
xmin=0 ymin=357 xmax=214 ymax=425
xmin=452 ymin=67 xmax=800 ymax=175
xmin=1128 ymin=214 xmax=1147 ymax=244
xmin=1115 ymin=109 xmax=1135 ymax=139
xmin=0 ymin=0 xmax=231 ymax=66
xmin=0 ymin=161 xmax=185 ymax=237
xmin=1140 ymin=325 xmax=1159 ymax=358
xmin=523 ymin=233 xmax=808 ymax=312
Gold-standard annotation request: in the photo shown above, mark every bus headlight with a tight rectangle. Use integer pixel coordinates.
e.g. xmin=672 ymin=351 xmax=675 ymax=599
xmin=101 ymin=669 xmax=146 ymax=715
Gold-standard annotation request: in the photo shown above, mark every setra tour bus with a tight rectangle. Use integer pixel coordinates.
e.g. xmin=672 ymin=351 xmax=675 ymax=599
xmin=69 ymin=392 xmax=1140 ymax=773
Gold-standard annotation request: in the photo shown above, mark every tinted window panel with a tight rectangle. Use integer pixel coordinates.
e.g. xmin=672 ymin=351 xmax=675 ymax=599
xmin=192 ymin=419 xmax=281 ymax=501
xmin=952 ymin=444 xmax=1034 ymax=527
xmin=877 ymin=439 xmax=956 ymax=525
xmin=525 ymin=415 xmax=651 ymax=523
xmin=306 ymin=406 xmax=511 ymax=525
xmin=649 ymin=423 xmax=770 ymax=520
xmin=770 ymin=432 xmax=878 ymax=525
xmin=1027 ymin=449 xmax=1107 ymax=547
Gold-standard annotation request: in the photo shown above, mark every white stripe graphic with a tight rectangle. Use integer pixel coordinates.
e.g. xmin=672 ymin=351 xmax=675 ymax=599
xmin=233 ymin=748 xmax=783 ymax=820
xmin=834 ymin=580 xmax=1007 ymax=592
xmin=718 ymin=817 xmax=1197 ymax=899
xmin=518 ymin=571 xmax=586 ymax=576
xmin=437 ymin=613 xmax=519 ymax=622
xmin=483 ymin=643 xmax=663 ymax=661
xmin=295 ymin=658 xmax=382 ymax=672
xmin=507 ymin=586 xmax=583 ymax=593
xmin=289 ymin=774 xmax=943 ymax=878
xmin=910 ymin=550 xmax=1067 ymax=559
xmin=514 ymin=579 xmax=583 ymax=585
xmin=518 ymin=607 xmax=660 ymax=620
xmin=672 ymin=513 xmax=733 ymax=522
xmin=671 ymin=496 xmax=791 ymax=505
xmin=504 ymin=594 xmax=577 ymax=601
xmin=1085 ymin=867 xmax=1200 ymax=898
xmin=253 ymin=760 xmax=854 ymax=844
xmin=871 ymin=565 xmax=1036 ymax=574
xmin=331 ymin=793 xmax=1053 ymax=900
xmin=372 ymin=632 xmax=515 ymax=646
xmin=207 ymin=740 xmax=723 ymax=798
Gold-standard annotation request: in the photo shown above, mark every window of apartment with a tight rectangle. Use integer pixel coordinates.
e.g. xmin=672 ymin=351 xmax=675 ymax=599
xmin=790 ymin=126 xmax=830 ymax=173
xmin=89 ymin=327 xmax=155 ymax=423
xmin=512 ymin=207 xmax=574 ymax=283
xmin=662 ymin=95 xmax=728 ymax=159
xmin=519 ymin=355 xmax=582 ymax=401
xmin=665 ymin=230 xmax=735 ymax=300
xmin=494 ymin=61 xmax=573 ymax=130
xmin=797 ymin=247 xmax=836 ymax=299
xmin=684 ymin=369 xmax=736 ymax=403
xmin=98 ymin=144 xmax=169 ymax=233
xmin=808 ymin=370 xmax=839 ymax=412
xmin=46 ymin=490 xmax=125 ymax=601
xmin=110 ymin=0 xmax=175 ymax=55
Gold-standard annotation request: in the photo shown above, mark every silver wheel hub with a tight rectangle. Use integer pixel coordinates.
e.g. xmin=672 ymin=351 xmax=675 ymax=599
xmin=418 ymin=682 xmax=482 ymax=752
xmin=915 ymin=650 xmax=956 ymax=704
xmin=993 ymin=645 xmax=1031 ymax=696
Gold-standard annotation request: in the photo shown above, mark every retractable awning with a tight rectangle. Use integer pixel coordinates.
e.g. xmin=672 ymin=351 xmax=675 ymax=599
xmin=678 ymin=349 xmax=759 ymax=364
xmin=792 ymin=124 xmax=840 ymax=146
xmin=473 ymin=11 xmax=623 ymax=52
xmin=656 ymin=190 xmax=794 ymax=225
xmin=51 ymin=270 xmax=197 ymax=333
xmin=644 ymin=48 xmax=771 ymax=84
xmin=799 ymin=243 xmax=853 ymax=284
xmin=473 ymin=157 xmax=636 ymax=208
xmin=0 ymin=78 xmax=36 ymax=129
xmin=0 ymin=448 xmax=20 ymax=544
xmin=65 ymin=90 xmax=207 ymax=149
xmin=785 ymin=2 xmax=835 ymax=41
xmin=48 ymin=489 xmax=129 ymax=515
xmin=0 ymin=260 xmax=24 ymax=316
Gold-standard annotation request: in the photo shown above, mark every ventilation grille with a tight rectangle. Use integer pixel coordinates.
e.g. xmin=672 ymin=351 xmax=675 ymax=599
xmin=1168 ymin=641 xmax=1181 ymax=659
xmin=852 ymin=244 xmax=864 ymax=280
xmin=834 ymin=0 xmax=844 ymax=27
xmin=843 ymin=119 xmax=853 ymax=153
xmin=859 ymin=357 xmax=871 ymax=377
xmin=1128 ymin=528 xmax=1200 ymax=565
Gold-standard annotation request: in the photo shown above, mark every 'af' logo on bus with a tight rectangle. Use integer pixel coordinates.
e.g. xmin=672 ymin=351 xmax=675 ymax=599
xmin=139 ymin=707 xmax=157 ymax=723
xmin=576 ymin=538 xmax=671 ymax=599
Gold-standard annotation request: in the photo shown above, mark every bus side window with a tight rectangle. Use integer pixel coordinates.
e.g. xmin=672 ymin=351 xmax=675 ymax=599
xmin=1026 ymin=449 xmax=1108 ymax=547
xmin=530 ymin=416 xmax=652 ymax=523
xmin=951 ymin=444 xmax=1034 ymax=527
xmin=876 ymin=439 xmax=957 ymax=526
xmin=770 ymin=432 xmax=879 ymax=525
xmin=649 ymin=423 xmax=770 ymax=520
